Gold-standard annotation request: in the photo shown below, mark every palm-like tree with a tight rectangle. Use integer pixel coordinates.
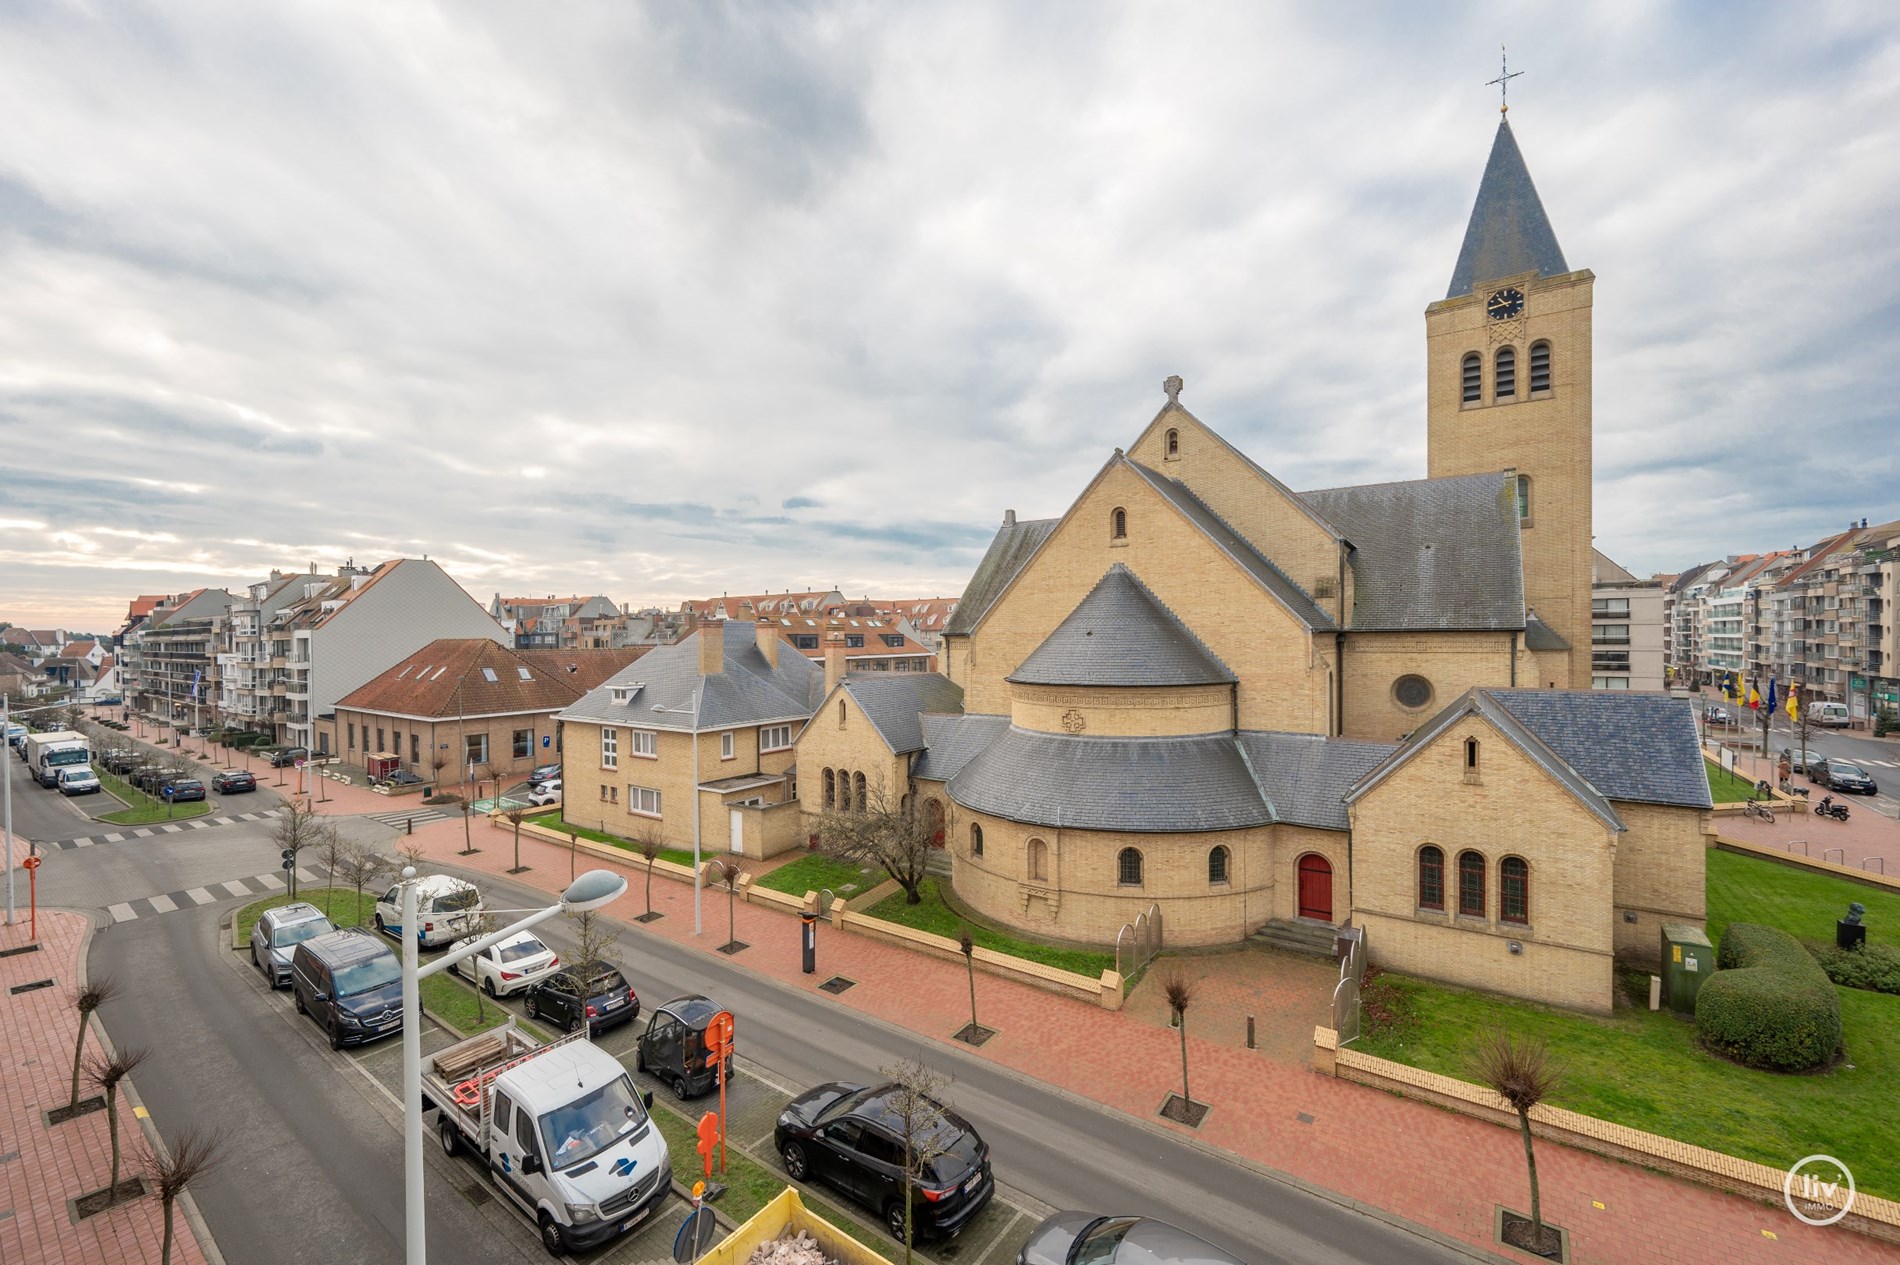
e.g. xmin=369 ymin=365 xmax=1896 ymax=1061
xmin=68 ymin=977 xmax=119 ymax=1108
xmin=1163 ymin=970 xmax=1196 ymax=1112
xmin=147 ymin=1126 xmax=229 ymax=1265
xmin=87 ymin=1045 xmax=149 ymax=1203
xmin=717 ymin=859 xmax=744 ymax=949
xmin=1472 ymin=1029 xmax=1562 ymax=1254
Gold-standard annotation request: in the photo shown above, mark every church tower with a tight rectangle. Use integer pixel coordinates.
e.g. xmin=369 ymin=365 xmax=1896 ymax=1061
xmin=1426 ymin=117 xmax=1594 ymax=688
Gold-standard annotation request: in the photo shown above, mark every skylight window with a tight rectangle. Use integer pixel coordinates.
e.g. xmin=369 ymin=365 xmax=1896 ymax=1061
xmin=433 ymin=666 xmax=447 ymax=680
xmin=396 ymin=666 xmax=411 ymax=678
xmin=517 ymin=667 xmax=532 ymax=680
xmin=481 ymin=667 xmax=498 ymax=683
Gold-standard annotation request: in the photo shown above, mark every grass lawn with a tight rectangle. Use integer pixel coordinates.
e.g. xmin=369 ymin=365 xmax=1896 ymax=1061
xmin=754 ymin=852 xmax=880 ymax=898
xmin=1705 ymin=757 xmax=1761 ymax=803
xmin=96 ymin=767 xmax=213 ymax=825
xmin=533 ymin=813 xmax=697 ymax=868
xmin=419 ymin=971 xmax=553 ymax=1041
xmin=1356 ymin=846 xmax=1900 ymax=1199
xmin=865 ymin=877 xmax=1115 ymax=979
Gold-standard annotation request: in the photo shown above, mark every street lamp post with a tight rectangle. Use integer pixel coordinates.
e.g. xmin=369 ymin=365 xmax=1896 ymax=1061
xmin=400 ymin=866 xmax=627 ymax=1265
xmin=649 ymin=684 xmax=704 ymax=936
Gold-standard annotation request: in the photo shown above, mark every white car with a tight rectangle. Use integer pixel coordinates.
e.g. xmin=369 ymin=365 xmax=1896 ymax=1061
xmin=374 ymin=874 xmax=484 ymax=948
xmin=527 ymin=778 xmax=562 ymax=806
xmin=449 ymin=929 xmax=561 ymax=997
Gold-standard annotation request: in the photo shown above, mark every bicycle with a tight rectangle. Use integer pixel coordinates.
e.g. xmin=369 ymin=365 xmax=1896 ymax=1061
xmin=1743 ymin=799 xmax=1776 ymax=823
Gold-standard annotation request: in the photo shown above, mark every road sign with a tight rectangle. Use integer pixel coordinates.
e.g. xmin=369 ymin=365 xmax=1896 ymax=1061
xmin=542 ymin=735 xmax=551 ymax=748
xmin=22 ymin=855 xmax=41 ymax=872
xmin=282 ymin=849 xmax=295 ymax=862
xmin=694 ymin=1111 xmax=720 ymax=1179
xmin=162 ymin=785 xmax=174 ymax=798
xmin=671 ymin=1204 xmax=717 ymax=1263
xmin=703 ymin=1011 xmax=734 ymax=1066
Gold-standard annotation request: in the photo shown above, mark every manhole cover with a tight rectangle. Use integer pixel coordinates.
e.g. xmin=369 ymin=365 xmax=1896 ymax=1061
xmin=1296 ymin=1112 xmax=1315 ymax=1124
xmin=459 ymin=1182 xmax=491 ymax=1207
xmin=819 ymin=976 xmax=856 ymax=994
xmin=8 ymin=979 xmax=53 ymax=995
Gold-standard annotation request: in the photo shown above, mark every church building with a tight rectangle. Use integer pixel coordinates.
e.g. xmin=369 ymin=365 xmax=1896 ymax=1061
xmin=793 ymin=116 xmax=1711 ymax=1014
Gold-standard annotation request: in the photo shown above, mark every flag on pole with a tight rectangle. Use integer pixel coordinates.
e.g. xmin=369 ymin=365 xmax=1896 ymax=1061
xmin=1747 ymin=682 xmax=1761 ymax=710
xmin=1767 ymin=678 xmax=1778 ymax=714
xmin=1787 ymin=690 xmax=1800 ymax=722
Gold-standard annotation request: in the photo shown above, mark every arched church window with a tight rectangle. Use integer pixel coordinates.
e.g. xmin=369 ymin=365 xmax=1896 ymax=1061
xmin=1461 ymin=352 xmax=1482 ymax=403
xmin=1501 ymin=856 xmax=1530 ymax=925
xmin=1529 ymin=340 xmax=1552 ymax=393
xmin=1111 ymin=507 xmax=1128 ymax=540
xmin=837 ymin=699 xmax=846 ymax=727
xmin=1495 ymin=346 xmax=1517 ymax=399
xmin=970 ymin=823 xmax=984 ymax=858
xmin=1458 ymin=850 xmax=1486 ymax=917
xmin=1393 ymin=674 xmax=1433 ymax=710
xmin=1207 ymin=845 xmax=1230 ymax=885
xmin=1165 ymin=428 xmax=1180 ymax=457
xmin=1516 ymin=474 xmax=1532 ymax=523
xmin=1118 ymin=847 xmax=1144 ymax=886
xmin=1464 ymin=737 xmax=1480 ymax=772
xmin=1417 ymin=846 xmax=1444 ymax=911
xmin=822 ymin=768 xmax=835 ymax=810
xmin=1027 ymin=837 xmax=1048 ymax=882
xmin=854 ymin=771 xmax=867 ymax=810
xmin=837 ymin=770 xmax=851 ymax=812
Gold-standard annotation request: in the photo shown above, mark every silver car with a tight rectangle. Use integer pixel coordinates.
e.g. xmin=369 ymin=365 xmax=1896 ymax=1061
xmin=1019 ymin=1214 xmax=1245 ymax=1265
xmin=250 ymin=903 xmax=337 ymax=989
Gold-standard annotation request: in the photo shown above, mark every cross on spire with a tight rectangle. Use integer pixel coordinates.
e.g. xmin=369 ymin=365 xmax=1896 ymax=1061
xmin=1486 ymin=44 xmax=1523 ymax=115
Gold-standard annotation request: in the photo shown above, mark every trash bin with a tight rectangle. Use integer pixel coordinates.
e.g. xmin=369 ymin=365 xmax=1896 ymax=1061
xmin=1660 ymin=923 xmax=1714 ymax=1017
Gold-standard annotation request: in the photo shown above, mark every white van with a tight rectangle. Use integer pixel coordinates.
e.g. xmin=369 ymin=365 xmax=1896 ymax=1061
xmin=373 ymin=874 xmax=484 ymax=947
xmin=57 ymin=766 xmax=102 ymax=796
xmin=1811 ymin=702 xmax=1852 ymax=729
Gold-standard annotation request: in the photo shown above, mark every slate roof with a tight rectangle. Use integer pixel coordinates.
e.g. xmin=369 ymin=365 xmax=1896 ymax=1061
xmin=1486 ymin=689 xmax=1712 ymax=810
xmin=912 ymin=713 xmax=1012 ymax=783
xmin=1236 ymin=732 xmax=1398 ymax=831
xmin=557 ymin=622 xmax=823 ymax=732
xmin=1299 ymin=472 xmax=1525 ymax=632
xmin=1125 ymin=462 xmax=1334 ymax=630
xmin=1008 ymin=564 xmax=1236 ymax=688
xmin=839 ymin=673 xmax=965 ymax=755
xmin=948 ymin=728 xmax=1275 ymax=833
xmin=1523 ymin=613 xmax=1569 ymax=651
xmin=943 ymin=517 xmax=1060 ymax=637
xmin=1446 ymin=118 xmax=1570 ymax=298
xmin=336 ymin=639 xmax=639 ymax=718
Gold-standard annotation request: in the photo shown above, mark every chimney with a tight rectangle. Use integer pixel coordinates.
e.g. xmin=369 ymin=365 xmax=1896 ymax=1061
xmin=698 ymin=621 xmax=725 ymax=675
xmin=824 ymin=627 xmax=848 ymax=695
xmin=1003 ymin=509 xmax=1016 ymax=527
xmin=755 ymin=619 xmax=779 ymax=669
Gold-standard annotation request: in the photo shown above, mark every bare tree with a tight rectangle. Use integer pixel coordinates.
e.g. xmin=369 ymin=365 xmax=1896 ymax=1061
xmin=459 ymin=798 xmax=477 ymax=856
xmin=812 ymin=774 xmax=934 ymax=905
xmin=878 ymin=1055 xmax=952 ymax=1263
xmin=429 ymin=752 xmax=448 ymax=791
xmin=635 ymin=829 xmax=664 ymax=922
xmin=272 ymin=801 xmax=329 ymax=901
xmin=716 ymin=859 xmax=744 ymax=951
xmin=69 ymin=977 xmax=119 ymax=1108
xmin=315 ymin=822 xmax=352 ymax=918
xmin=146 ymin=1125 xmax=230 ymax=1265
xmin=87 ymin=1045 xmax=150 ymax=1204
xmin=504 ymin=806 xmax=529 ymax=874
xmin=1472 ymin=1030 xmax=1563 ymax=1257
xmin=957 ymin=929 xmax=981 ymax=1041
xmin=568 ymin=909 xmax=620 ymax=977
xmin=334 ymin=844 xmax=387 ymax=926
xmin=1163 ymin=970 xmax=1196 ymax=1115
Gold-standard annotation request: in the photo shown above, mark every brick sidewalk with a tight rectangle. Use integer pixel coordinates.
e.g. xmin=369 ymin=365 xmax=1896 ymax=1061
xmin=371 ymin=814 xmax=1899 ymax=1265
xmin=1713 ymin=743 xmax=1900 ymax=874
xmin=0 ymin=912 xmax=213 ymax=1265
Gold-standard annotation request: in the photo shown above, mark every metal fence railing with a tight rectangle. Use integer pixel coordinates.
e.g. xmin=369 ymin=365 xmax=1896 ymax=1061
xmin=1332 ymin=925 xmax=1366 ymax=1046
xmin=1114 ymin=903 xmax=1163 ymax=981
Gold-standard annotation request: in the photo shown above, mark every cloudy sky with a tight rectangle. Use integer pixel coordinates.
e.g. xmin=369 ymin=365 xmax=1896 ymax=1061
xmin=2 ymin=2 xmax=1897 ymax=633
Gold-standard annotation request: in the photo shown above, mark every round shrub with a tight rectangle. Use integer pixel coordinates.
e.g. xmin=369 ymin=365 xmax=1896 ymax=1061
xmin=1695 ymin=922 xmax=1841 ymax=1071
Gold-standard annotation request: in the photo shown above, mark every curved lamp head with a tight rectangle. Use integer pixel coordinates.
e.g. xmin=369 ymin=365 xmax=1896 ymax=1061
xmin=561 ymin=869 xmax=628 ymax=913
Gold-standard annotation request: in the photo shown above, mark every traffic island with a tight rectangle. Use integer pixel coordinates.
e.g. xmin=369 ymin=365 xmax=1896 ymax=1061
xmin=1157 ymin=1094 xmax=1208 ymax=1129
xmin=1496 ymin=1206 xmax=1568 ymax=1262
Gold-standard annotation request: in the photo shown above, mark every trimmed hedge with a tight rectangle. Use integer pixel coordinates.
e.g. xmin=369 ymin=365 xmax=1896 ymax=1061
xmin=1695 ymin=922 xmax=1841 ymax=1071
xmin=1812 ymin=942 xmax=1900 ymax=996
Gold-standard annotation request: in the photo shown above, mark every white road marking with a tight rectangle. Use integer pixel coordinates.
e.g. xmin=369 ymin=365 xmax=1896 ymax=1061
xmin=147 ymin=894 xmax=178 ymax=913
xmin=185 ymin=887 xmax=216 ymax=906
xmin=108 ymin=903 xmax=137 ymax=923
xmin=102 ymin=832 xmax=124 ymax=843
xmin=223 ymin=878 xmax=253 ymax=897
xmin=257 ymin=874 xmax=285 ymax=890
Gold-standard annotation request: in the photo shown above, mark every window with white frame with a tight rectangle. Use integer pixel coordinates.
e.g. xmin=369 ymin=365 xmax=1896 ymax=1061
xmin=630 ymin=729 xmax=656 ymax=758
xmin=628 ymin=785 xmax=662 ymax=817
xmin=760 ymin=724 xmax=793 ymax=752
xmin=601 ymin=727 xmax=618 ymax=769
xmin=720 ymin=731 xmax=735 ymax=760
xmin=464 ymin=733 xmax=488 ymax=764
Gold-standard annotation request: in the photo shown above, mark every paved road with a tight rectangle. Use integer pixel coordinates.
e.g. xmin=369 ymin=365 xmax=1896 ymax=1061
xmin=1705 ymin=708 xmax=1900 ymax=818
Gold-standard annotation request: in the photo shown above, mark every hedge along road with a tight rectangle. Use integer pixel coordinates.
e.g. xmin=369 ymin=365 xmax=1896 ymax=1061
xmin=449 ymin=863 xmax=1481 ymax=1265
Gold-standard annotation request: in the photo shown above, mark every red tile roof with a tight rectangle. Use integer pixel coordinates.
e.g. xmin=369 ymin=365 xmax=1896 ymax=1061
xmin=336 ymin=639 xmax=643 ymax=718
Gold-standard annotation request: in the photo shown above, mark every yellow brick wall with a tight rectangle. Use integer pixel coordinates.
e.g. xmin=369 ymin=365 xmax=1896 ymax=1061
xmin=1009 ymin=682 xmax=1234 ymax=738
xmin=1338 ymin=630 xmax=1516 ymax=742
xmin=1125 ymin=407 xmax=1351 ymax=625
xmin=1349 ymin=712 xmax=1619 ymax=1012
xmin=958 ymin=460 xmax=1332 ymax=734
xmin=792 ymin=685 xmax=911 ymax=817
xmin=560 ymin=718 xmax=800 ymax=852
xmin=1426 ymin=269 xmax=1595 ymax=687
xmin=1609 ymin=800 xmax=1710 ymax=963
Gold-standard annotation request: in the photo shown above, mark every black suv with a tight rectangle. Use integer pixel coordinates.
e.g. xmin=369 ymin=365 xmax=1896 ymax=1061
xmin=290 ymin=929 xmax=404 ymax=1048
xmin=524 ymin=964 xmax=639 ymax=1036
xmin=266 ymin=746 xmax=308 ymax=768
xmin=775 ymin=1081 xmax=993 ymax=1242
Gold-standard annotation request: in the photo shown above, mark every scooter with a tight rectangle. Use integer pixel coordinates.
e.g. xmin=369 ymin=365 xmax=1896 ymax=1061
xmin=1814 ymin=795 xmax=1851 ymax=822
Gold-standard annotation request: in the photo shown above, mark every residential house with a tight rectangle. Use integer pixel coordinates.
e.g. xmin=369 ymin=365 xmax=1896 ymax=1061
xmin=773 ymin=616 xmax=935 ymax=673
xmin=683 ymin=591 xmax=848 ymax=622
xmin=489 ymin=595 xmax=621 ymax=650
xmin=877 ymin=598 xmax=961 ymax=651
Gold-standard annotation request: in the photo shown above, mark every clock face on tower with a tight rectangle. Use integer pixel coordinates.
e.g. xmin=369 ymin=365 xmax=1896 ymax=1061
xmin=1486 ymin=287 xmax=1526 ymax=320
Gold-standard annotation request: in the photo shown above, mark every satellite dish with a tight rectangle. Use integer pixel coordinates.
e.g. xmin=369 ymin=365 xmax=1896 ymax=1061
xmin=671 ymin=1205 xmax=718 ymax=1263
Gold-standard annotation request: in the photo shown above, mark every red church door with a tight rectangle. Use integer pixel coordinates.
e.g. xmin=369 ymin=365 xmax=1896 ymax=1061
xmin=1297 ymin=855 xmax=1334 ymax=922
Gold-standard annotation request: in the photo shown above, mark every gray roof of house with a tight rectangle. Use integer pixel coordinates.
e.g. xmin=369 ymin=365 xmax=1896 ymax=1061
xmin=1236 ymin=732 xmax=1398 ymax=831
xmin=912 ymin=713 xmax=1012 ymax=783
xmin=1008 ymin=564 xmax=1236 ymax=688
xmin=1299 ymin=472 xmax=1525 ymax=632
xmin=1126 ymin=462 xmax=1334 ymax=630
xmin=555 ymin=622 xmax=822 ymax=732
xmin=840 ymin=673 xmax=965 ymax=755
xmin=948 ymin=728 xmax=1274 ymax=833
xmin=1523 ymin=613 xmax=1569 ymax=651
xmin=943 ymin=517 xmax=1060 ymax=638
xmin=1446 ymin=118 xmax=1570 ymax=298
xmin=1486 ymin=689 xmax=1712 ymax=810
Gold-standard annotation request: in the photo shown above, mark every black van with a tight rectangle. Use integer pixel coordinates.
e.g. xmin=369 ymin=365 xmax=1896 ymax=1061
xmin=290 ymin=929 xmax=404 ymax=1049
xmin=634 ymin=995 xmax=733 ymax=1099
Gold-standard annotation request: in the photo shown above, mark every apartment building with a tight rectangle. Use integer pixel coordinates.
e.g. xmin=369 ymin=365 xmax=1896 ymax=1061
xmin=1590 ymin=551 xmax=1665 ymax=691
xmin=216 ymin=570 xmax=312 ymax=736
xmin=488 ymin=594 xmax=621 ymax=650
xmin=1767 ymin=519 xmax=1900 ymax=724
xmin=128 ymin=589 xmax=237 ymax=728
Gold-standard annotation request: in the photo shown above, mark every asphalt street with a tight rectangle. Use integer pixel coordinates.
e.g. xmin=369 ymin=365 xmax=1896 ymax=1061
xmin=1705 ymin=708 xmax=1900 ymax=818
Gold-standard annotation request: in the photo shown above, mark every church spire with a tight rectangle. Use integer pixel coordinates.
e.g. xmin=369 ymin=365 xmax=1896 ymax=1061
xmin=1445 ymin=118 xmax=1568 ymax=299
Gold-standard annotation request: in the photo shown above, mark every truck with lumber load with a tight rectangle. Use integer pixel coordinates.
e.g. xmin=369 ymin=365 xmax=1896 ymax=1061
xmin=24 ymin=730 xmax=89 ymax=788
xmin=420 ymin=1019 xmax=672 ymax=1256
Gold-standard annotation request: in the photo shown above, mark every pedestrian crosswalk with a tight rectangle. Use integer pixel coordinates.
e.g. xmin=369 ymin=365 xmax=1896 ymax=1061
xmin=106 ymin=868 xmax=320 ymax=923
xmin=45 ymin=808 xmax=285 ymax=853
xmin=366 ymin=807 xmax=452 ymax=829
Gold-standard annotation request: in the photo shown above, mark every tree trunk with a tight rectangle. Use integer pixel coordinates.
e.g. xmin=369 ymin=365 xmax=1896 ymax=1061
xmin=160 ymin=1197 xmax=176 ymax=1265
xmin=512 ymin=820 xmax=522 ymax=871
xmin=728 ymin=889 xmax=736 ymax=945
xmin=1519 ymin=1105 xmax=1542 ymax=1239
xmin=1177 ymin=1011 xmax=1190 ymax=1105
xmin=69 ymin=1019 xmax=88 ymax=1107
xmin=106 ymin=1087 xmax=122 ymax=1202
xmin=966 ymin=956 xmax=978 ymax=1030
xmin=900 ymin=874 xmax=923 ymax=904
xmin=645 ymin=863 xmax=654 ymax=917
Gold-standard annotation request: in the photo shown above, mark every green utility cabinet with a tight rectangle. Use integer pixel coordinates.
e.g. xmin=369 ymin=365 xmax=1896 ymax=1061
xmin=1661 ymin=923 xmax=1715 ymax=1016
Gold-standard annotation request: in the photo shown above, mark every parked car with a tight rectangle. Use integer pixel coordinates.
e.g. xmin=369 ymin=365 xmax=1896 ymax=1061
xmin=130 ymin=765 xmax=167 ymax=793
xmin=101 ymin=748 xmax=138 ymax=774
xmin=526 ymin=778 xmax=562 ymax=807
xmin=160 ymin=777 xmax=206 ymax=803
xmin=1814 ymin=758 xmax=1878 ymax=795
xmin=56 ymin=767 xmax=102 ymax=796
xmin=775 ymin=1081 xmax=993 ymax=1242
xmin=1703 ymin=706 xmax=1731 ymax=726
xmin=635 ymin=995 xmax=733 ymax=1100
xmin=373 ymin=874 xmax=484 ymax=948
xmin=1811 ymin=702 xmax=1853 ymax=729
xmin=1781 ymin=747 xmax=1823 ymax=775
xmin=211 ymin=768 xmax=257 ymax=794
xmin=448 ymin=929 xmax=560 ymax=997
xmin=527 ymin=762 xmax=562 ymax=788
xmin=266 ymin=746 xmax=309 ymax=768
xmin=290 ymin=929 xmax=404 ymax=1048
xmin=524 ymin=963 xmax=640 ymax=1036
xmin=250 ymin=902 xmax=337 ymax=988
xmin=1019 ymin=1214 xmax=1245 ymax=1265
